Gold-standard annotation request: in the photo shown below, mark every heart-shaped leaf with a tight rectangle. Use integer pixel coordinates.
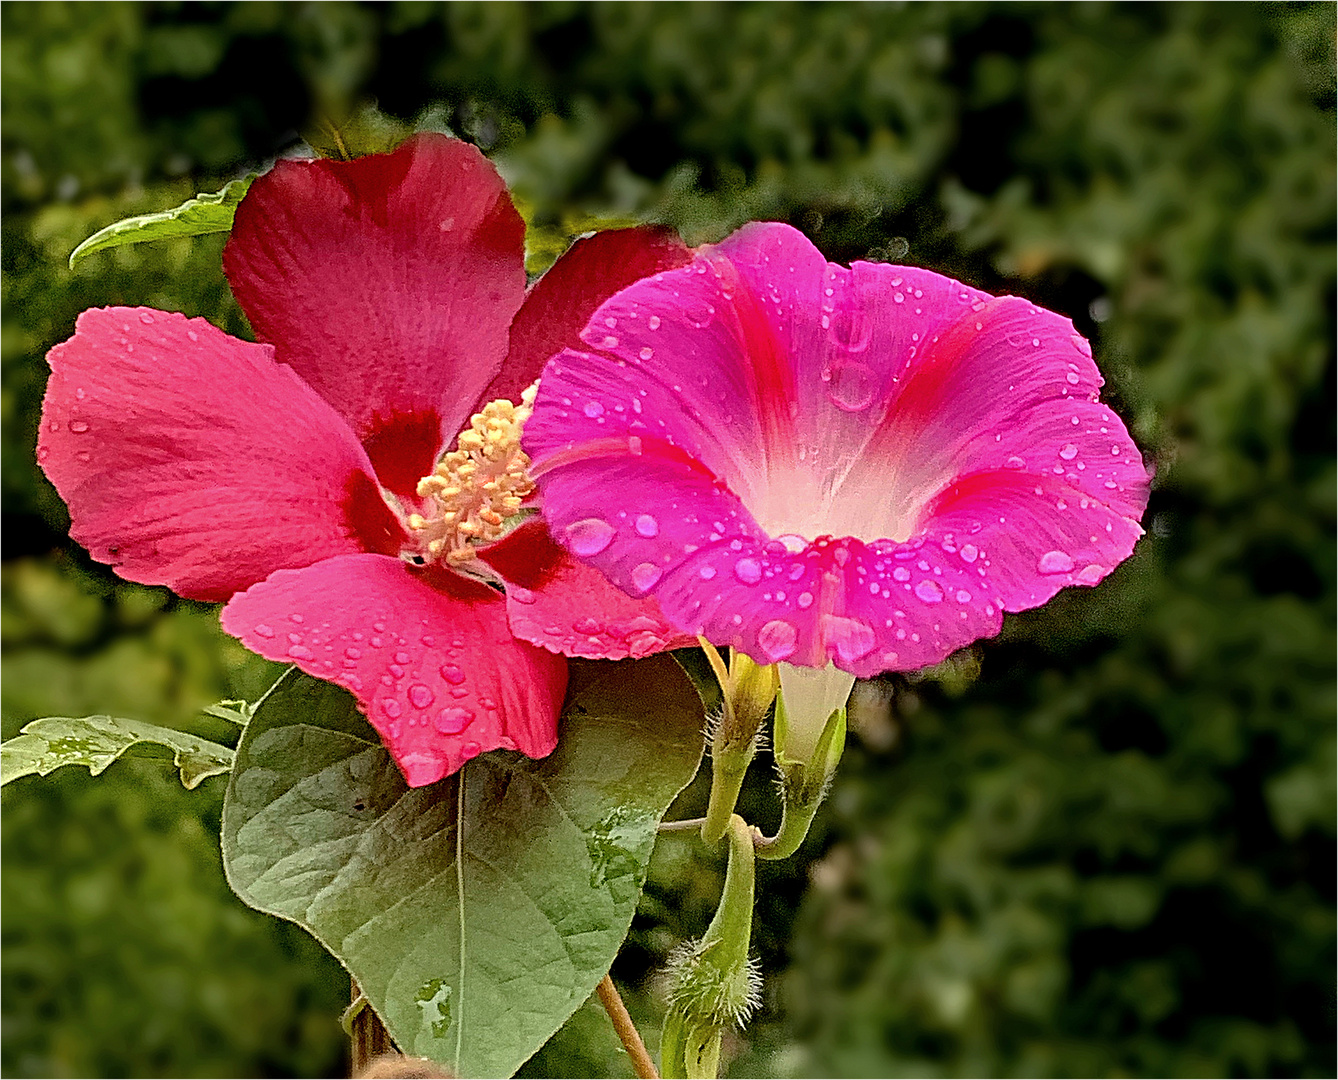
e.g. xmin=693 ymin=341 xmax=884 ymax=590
xmin=221 ymin=656 xmax=704 ymax=1078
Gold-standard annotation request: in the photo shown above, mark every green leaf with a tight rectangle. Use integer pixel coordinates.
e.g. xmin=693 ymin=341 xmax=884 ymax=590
xmin=221 ymin=656 xmax=705 ymax=1078
xmin=1 ymin=715 xmax=235 ymax=789
xmin=68 ymin=175 xmax=256 ymax=268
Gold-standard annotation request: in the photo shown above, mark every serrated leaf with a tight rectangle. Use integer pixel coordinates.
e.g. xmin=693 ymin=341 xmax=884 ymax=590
xmin=68 ymin=176 xmax=257 ymax=268
xmin=1 ymin=715 xmax=235 ymax=789
xmin=221 ymin=655 xmax=705 ymax=1078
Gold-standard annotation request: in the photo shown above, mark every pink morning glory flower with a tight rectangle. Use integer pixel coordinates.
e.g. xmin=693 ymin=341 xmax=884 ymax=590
xmin=37 ymin=134 xmax=693 ymax=787
xmin=524 ymin=222 xmax=1150 ymax=679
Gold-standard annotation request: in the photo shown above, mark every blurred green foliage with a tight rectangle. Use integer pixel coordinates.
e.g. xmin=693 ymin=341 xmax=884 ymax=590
xmin=2 ymin=2 xmax=1332 ymax=1077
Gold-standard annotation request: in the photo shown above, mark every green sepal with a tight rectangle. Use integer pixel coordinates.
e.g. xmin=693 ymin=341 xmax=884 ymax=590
xmin=0 ymin=715 xmax=234 ymax=789
xmin=758 ymin=704 xmax=847 ymax=861
xmin=68 ymin=176 xmax=256 ymax=268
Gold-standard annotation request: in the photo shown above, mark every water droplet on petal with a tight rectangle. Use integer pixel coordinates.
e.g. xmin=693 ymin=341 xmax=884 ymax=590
xmin=1005 ymin=455 xmax=1026 ymax=469
xmin=1037 ymin=550 xmax=1075 ymax=574
xmin=914 ymin=580 xmax=944 ymax=604
xmin=892 ymin=566 xmax=911 ymax=583
xmin=435 ymin=706 xmax=473 ymax=734
xmin=440 ymin=664 xmax=466 ymax=685
xmin=381 ymin=699 xmax=402 ymax=719
xmin=631 ymin=562 xmax=662 ymax=591
xmin=822 ymin=615 xmax=876 ymax=663
xmin=1059 ymin=443 xmax=1079 ymax=460
xmin=758 ymin=619 xmax=798 ymax=661
xmin=733 ymin=557 xmax=763 ymax=585
xmin=635 ymin=514 xmax=659 ymax=538
xmin=827 ymin=360 xmax=877 ymax=412
xmin=566 ymin=517 xmax=615 ymax=555
xmin=647 ymin=315 xmax=661 ymax=330
xmin=1076 ymin=563 xmax=1105 ymax=585
xmin=583 ymin=400 xmax=605 ymax=418
xmin=408 ymin=684 xmax=434 ymax=709
xmin=698 ymin=564 xmax=717 ymax=580
xmin=253 ymin=623 xmax=275 ymax=639
xmin=574 ymin=617 xmax=603 ymax=635
xmin=508 ymin=586 xmax=537 ymax=605
xmin=797 ymin=591 xmax=814 ymax=609
xmin=68 ymin=420 xmax=89 ymax=434
xmin=827 ymin=304 xmax=872 ymax=353
xmin=345 ymin=646 xmax=362 ymax=659
xmin=138 ymin=312 xmax=155 ymax=324
xmin=960 ymin=544 xmax=979 ymax=564
xmin=639 ymin=347 xmax=654 ymax=360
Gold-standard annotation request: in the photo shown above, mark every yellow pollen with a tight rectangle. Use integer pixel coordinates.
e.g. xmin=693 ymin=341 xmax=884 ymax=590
xmin=408 ymin=383 xmax=539 ymax=566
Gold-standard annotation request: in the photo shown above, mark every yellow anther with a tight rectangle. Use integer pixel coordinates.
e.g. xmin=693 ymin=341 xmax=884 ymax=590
xmin=405 ymin=382 xmax=540 ymax=567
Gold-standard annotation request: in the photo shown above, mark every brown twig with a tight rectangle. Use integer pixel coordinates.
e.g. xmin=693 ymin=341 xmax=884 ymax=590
xmin=350 ymin=978 xmax=394 ymax=1077
xmin=596 ymin=973 xmax=660 ymax=1079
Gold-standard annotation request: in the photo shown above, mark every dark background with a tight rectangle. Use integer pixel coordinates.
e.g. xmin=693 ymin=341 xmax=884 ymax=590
xmin=2 ymin=3 xmax=1333 ymax=1076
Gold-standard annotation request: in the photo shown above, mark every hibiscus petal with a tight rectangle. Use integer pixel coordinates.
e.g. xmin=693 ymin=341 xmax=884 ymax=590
xmin=38 ymin=307 xmax=405 ymax=603
xmin=223 ymin=134 xmax=527 ymax=498
xmin=220 ymin=554 xmax=567 ymax=787
xmin=482 ymin=225 xmax=693 ymax=407
xmin=476 ymin=521 xmax=696 ymax=660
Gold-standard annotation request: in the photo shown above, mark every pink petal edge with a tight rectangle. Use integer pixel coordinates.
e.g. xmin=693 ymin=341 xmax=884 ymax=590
xmin=478 ymin=520 xmax=697 ymax=660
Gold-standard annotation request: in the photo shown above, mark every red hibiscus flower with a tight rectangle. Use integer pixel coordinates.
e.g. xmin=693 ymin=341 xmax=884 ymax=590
xmin=37 ymin=134 xmax=693 ymax=787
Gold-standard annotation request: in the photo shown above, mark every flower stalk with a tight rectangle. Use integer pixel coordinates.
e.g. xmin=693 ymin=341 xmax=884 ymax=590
xmin=661 ymin=815 xmax=760 ymax=1079
xmin=697 ymin=640 xmax=778 ymax=845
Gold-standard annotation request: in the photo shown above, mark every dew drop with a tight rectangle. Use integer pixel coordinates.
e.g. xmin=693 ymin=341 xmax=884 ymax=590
xmin=639 ymin=347 xmax=654 ymax=361
xmin=409 ymin=684 xmax=435 ymax=709
xmin=647 ymin=315 xmax=661 ymax=330
xmin=461 ymin=741 xmax=482 ymax=760
xmin=892 ymin=566 xmax=911 ymax=583
xmin=574 ymin=617 xmax=603 ymax=635
xmin=508 ymin=586 xmax=537 ymax=605
xmin=435 ymin=706 xmax=474 ymax=734
xmin=1076 ymin=563 xmax=1105 ymax=585
xmin=826 ymin=304 xmax=872 ymax=353
xmin=1037 ymin=550 xmax=1075 ymax=574
xmin=583 ymin=400 xmax=605 ymax=418
xmin=698 ymin=564 xmax=717 ymax=580
xmin=758 ymin=619 xmax=798 ymax=661
xmin=797 ymin=591 xmax=814 ymax=609
xmin=1059 ymin=443 xmax=1079 ymax=460
xmin=960 ymin=544 xmax=979 ymax=564
xmin=914 ymin=580 xmax=944 ymax=604
xmin=1066 ymin=371 xmax=1081 ymax=385
xmin=635 ymin=514 xmax=660 ymax=538
xmin=955 ymin=589 xmax=972 ymax=603
xmin=827 ymin=360 xmax=877 ymax=412
xmin=1004 ymin=455 xmax=1026 ymax=469
xmin=566 ymin=517 xmax=615 ymax=555
xmin=733 ymin=557 xmax=763 ymax=585
xmin=345 ymin=646 xmax=362 ymax=659
xmin=138 ymin=312 xmax=155 ymax=324
xmin=440 ymin=664 xmax=466 ymax=685
xmin=68 ymin=420 xmax=89 ymax=434
xmin=631 ymin=562 xmax=662 ymax=592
